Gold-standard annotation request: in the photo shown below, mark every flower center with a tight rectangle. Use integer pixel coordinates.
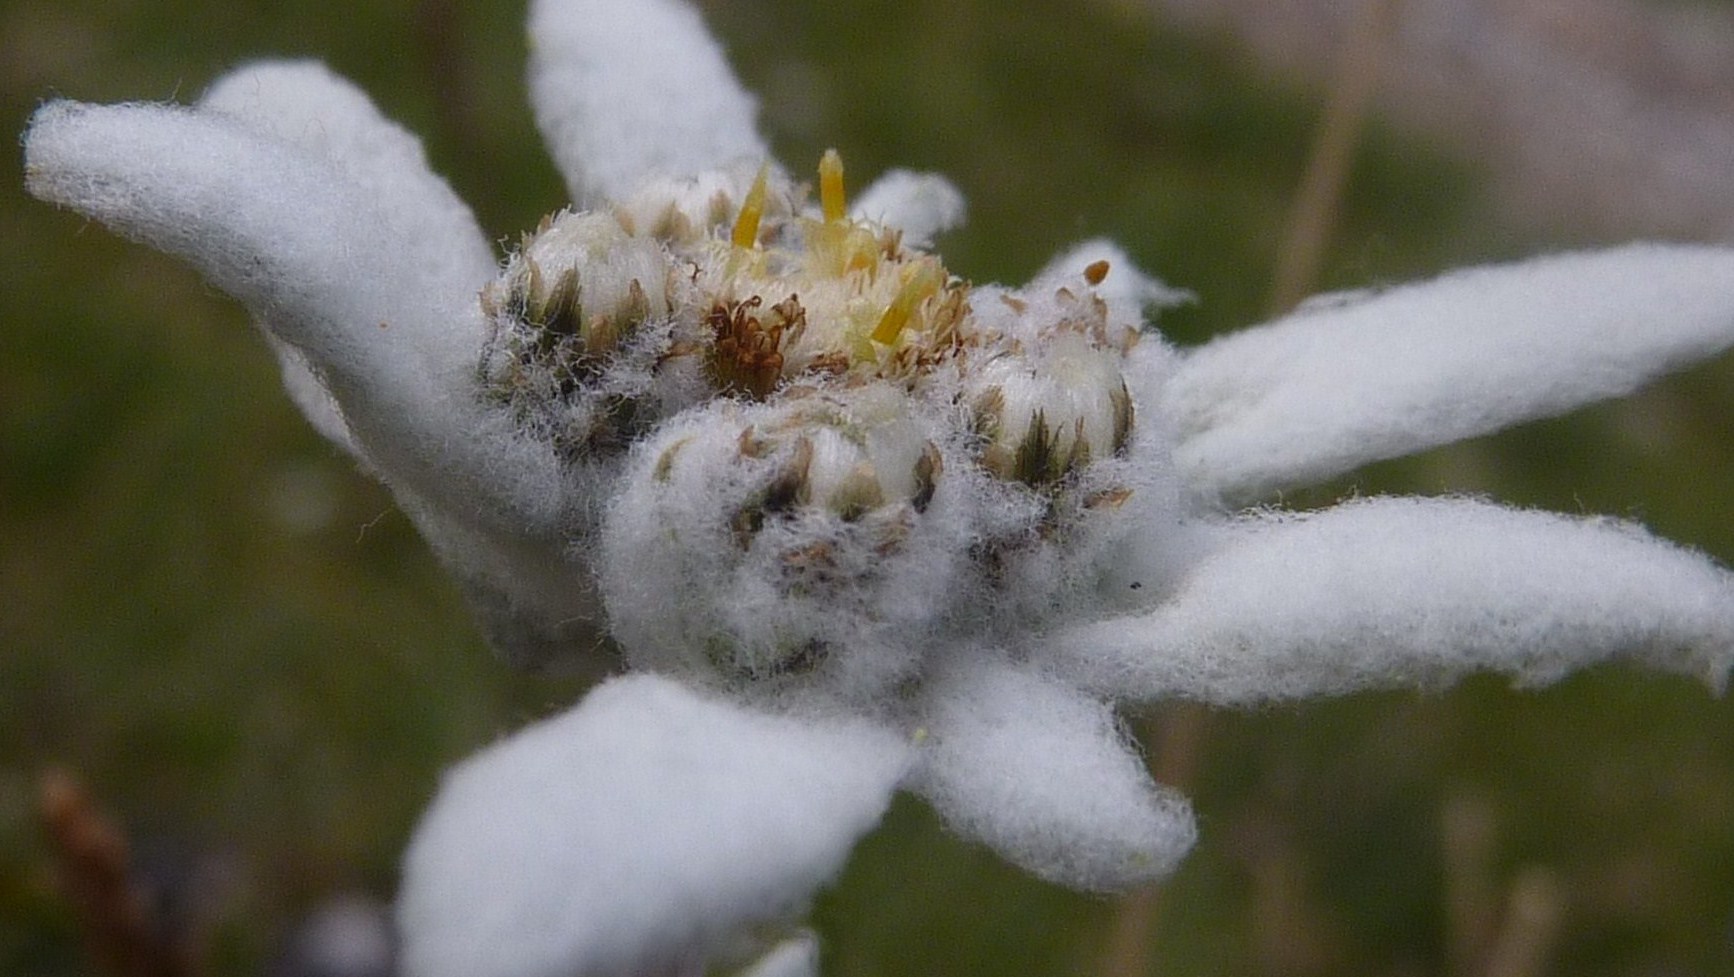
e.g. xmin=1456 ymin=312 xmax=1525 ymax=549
xmin=480 ymin=151 xmax=1132 ymax=486
xmin=484 ymin=153 xmax=1151 ymax=695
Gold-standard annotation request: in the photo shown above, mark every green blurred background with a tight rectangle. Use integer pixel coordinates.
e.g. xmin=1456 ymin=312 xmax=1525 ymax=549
xmin=4 ymin=0 xmax=1734 ymax=974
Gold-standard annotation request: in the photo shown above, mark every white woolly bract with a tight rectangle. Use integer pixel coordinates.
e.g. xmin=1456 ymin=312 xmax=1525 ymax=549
xmin=528 ymin=0 xmax=767 ymax=202
xmin=1050 ymin=496 xmax=1734 ymax=705
xmin=1164 ymin=244 xmax=1734 ymax=504
xmin=22 ymin=100 xmax=566 ymax=532
xmin=29 ymin=0 xmax=1734 ymax=953
xmin=911 ymin=657 xmax=1196 ymax=891
xmin=735 ymin=932 xmax=820 ymax=977
xmin=396 ymin=486 xmax=615 ymax=675
xmin=198 ymin=60 xmax=496 ymax=301
xmin=199 ymin=59 xmax=496 ymax=463
xmin=847 ymin=169 xmax=967 ymax=248
xmin=267 ymin=337 xmax=360 ymax=461
xmin=396 ymin=674 xmax=908 ymax=977
xmin=1032 ymin=238 xmax=1194 ymax=326
xmin=22 ymin=96 xmax=615 ymax=673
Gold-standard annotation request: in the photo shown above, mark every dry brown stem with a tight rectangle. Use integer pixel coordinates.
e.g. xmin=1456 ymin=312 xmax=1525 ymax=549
xmin=1267 ymin=0 xmax=1396 ymax=316
xmin=1441 ymin=794 xmax=1501 ymax=977
xmin=1481 ymin=868 xmax=1564 ymax=977
xmin=37 ymin=768 xmax=192 ymax=977
xmin=1097 ymin=704 xmax=1214 ymax=977
xmin=1440 ymin=795 xmax=1565 ymax=977
xmin=1097 ymin=4 xmax=1392 ymax=974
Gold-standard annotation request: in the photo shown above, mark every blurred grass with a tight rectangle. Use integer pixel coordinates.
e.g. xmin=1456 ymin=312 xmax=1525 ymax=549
xmin=3 ymin=0 xmax=1733 ymax=974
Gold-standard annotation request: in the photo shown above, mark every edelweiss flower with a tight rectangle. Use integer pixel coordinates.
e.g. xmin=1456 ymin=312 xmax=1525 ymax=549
xmin=23 ymin=0 xmax=1734 ymax=974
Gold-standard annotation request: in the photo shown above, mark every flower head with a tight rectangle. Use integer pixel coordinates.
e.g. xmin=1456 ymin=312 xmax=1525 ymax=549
xmin=23 ymin=0 xmax=1734 ymax=974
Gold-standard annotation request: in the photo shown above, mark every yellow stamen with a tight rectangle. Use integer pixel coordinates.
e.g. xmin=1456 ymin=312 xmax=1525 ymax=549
xmin=731 ymin=163 xmax=771 ymax=249
xmin=872 ymin=259 xmax=945 ymax=345
xmin=819 ymin=149 xmax=846 ymax=224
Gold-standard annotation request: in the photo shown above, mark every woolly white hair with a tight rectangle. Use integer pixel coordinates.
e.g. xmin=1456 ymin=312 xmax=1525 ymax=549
xmin=22 ymin=0 xmax=1734 ymax=974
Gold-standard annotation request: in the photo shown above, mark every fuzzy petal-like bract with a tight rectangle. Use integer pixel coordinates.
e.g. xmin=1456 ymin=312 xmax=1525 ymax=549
xmin=199 ymin=60 xmax=495 ymax=298
xmin=198 ymin=59 xmax=497 ymax=461
xmin=848 ymin=169 xmax=966 ymax=248
xmin=528 ymin=0 xmax=767 ymax=202
xmin=22 ymin=100 xmax=564 ymax=529
xmin=22 ymin=97 xmax=606 ymax=672
xmin=1164 ymin=245 xmax=1734 ymax=503
xmin=397 ymin=674 xmax=910 ymax=977
xmin=1052 ymin=496 xmax=1734 ymax=705
xmin=737 ymin=933 xmax=821 ymax=977
xmin=1032 ymin=238 xmax=1192 ymax=322
xmin=910 ymin=657 xmax=1196 ymax=891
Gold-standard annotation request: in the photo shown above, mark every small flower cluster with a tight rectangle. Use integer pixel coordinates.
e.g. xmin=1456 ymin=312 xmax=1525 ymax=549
xmin=467 ymin=152 xmax=1174 ymax=704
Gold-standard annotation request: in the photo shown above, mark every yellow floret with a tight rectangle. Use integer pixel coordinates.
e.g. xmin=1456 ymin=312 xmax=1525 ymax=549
xmin=730 ymin=163 xmax=771 ymax=249
xmin=819 ymin=149 xmax=847 ymax=224
xmin=872 ymin=259 xmax=946 ymax=346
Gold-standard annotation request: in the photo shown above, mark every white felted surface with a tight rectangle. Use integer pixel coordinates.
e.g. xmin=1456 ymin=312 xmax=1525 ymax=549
xmin=199 ymin=60 xmax=495 ymax=301
xmin=1031 ymin=238 xmax=1192 ymax=324
xmin=23 ymin=97 xmax=596 ymax=671
xmin=912 ymin=657 xmax=1196 ymax=891
xmin=1164 ymin=245 xmax=1734 ymax=503
xmin=397 ymin=674 xmax=909 ymax=977
xmin=599 ymin=392 xmax=976 ymax=701
xmin=736 ymin=933 xmax=820 ymax=977
xmin=266 ymin=336 xmax=361 ymax=460
xmin=848 ymin=169 xmax=967 ymax=248
xmin=393 ymin=486 xmax=615 ymax=675
xmin=199 ymin=60 xmax=497 ymax=462
xmin=25 ymin=101 xmax=451 ymax=377
xmin=23 ymin=100 xmax=565 ymax=528
xmin=28 ymin=0 xmax=1734 ymax=944
xmin=1051 ymin=496 xmax=1734 ymax=705
xmin=528 ymin=0 xmax=767 ymax=202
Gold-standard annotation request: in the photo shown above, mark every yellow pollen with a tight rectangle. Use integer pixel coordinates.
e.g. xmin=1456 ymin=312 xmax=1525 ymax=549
xmin=819 ymin=149 xmax=846 ymax=224
xmin=731 ymin=163 xmax=771 ymax=249
xmin=872 ymin=259 xmax=945 ymax=345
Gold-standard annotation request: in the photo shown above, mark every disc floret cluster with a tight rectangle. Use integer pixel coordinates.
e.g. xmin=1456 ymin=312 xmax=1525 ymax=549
xmin=471 ymin=150 xmax=1172 ymax=701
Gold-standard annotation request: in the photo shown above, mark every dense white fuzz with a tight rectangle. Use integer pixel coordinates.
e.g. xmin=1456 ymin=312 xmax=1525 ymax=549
xmin=848 ymin=169 xmax=967 ymax=248
xmin=199 ymin=60 xmax=497 ymax=461
xmin=912 ymin=657 xmax=1196 ymax=890
xmin=199 ymin=60 xmax=496 ymax=299
xmin=507 ymin=210 xmax=675 ymax=325
xmin=395 ymin=488 xmax=615 ymax=675
xmin=600 ymin=388 xmax=970 ymax=702
xmin=268 ymin=338 xmax=361 ymax=460
xmin=397 ymin=674 xmax=908 ymax=977
xmin=21 ymin=98 xmax=604 ymax=673
xmin=968 ymin=331 xmax=1132 ymax=484
xmin=1031 ymin=239 xmax=1192 ymax=328
xmin=22 ymin=101 xmax=562 ymax=527
xmin=1051 ymin=496 xmax=1734 ymax=705
xmin=528 ymin=0 xmax=767 ymax=202
xmin=1165 ymin=245 xmax=1734 ymax=503
xmin=736 ymin=933 xmax=821 ymax=977
xmin=612 ymin=164 xmax=771 ymax=244
xmin=29 ymin=0 xmax=1734 ymax=966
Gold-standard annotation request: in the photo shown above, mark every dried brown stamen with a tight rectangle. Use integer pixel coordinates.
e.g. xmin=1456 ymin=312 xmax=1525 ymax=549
xmin=706 ymin=295 xmax=808 ymax=399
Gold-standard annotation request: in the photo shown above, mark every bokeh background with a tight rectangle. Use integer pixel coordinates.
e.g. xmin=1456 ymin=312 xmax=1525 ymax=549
xmin=5 ymin=0 xmax=1734 ymax=974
